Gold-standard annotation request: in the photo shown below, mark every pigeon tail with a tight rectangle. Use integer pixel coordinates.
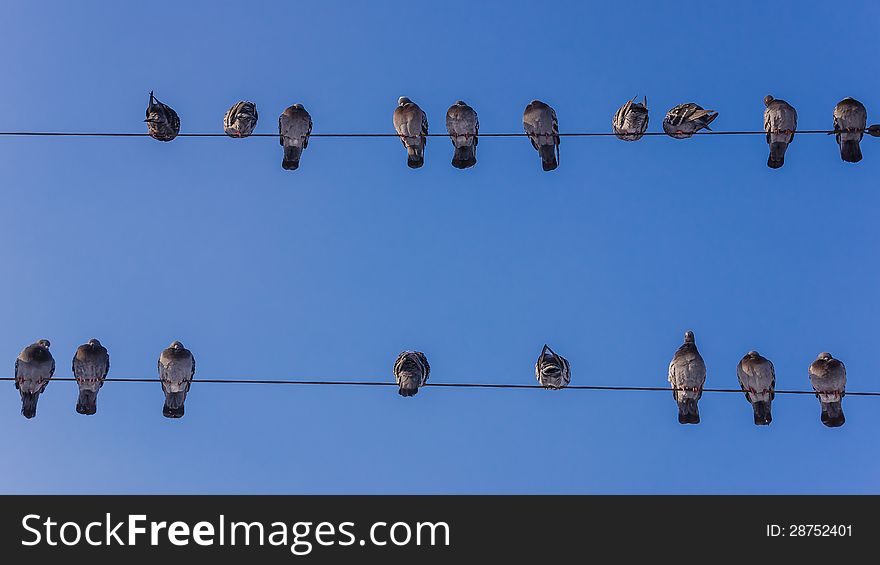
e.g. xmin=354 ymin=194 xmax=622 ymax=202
xmin=752 ymin=400 xmax=772 ymax=426
xmin=398 ymin=386 xmax=419 ymax=397
xmin=452 ymin=145 xmax=476 ymax=169
xmin=768 ymin=142 xmax=787 ymax=169
xmin=163 ymin=391 xmax=187 ymax=418
xmin=676 ymin=398 xmax=700 ymax=425
xmin=282 ymin=146 xmax=302 ymax=170
xmin=20 ymin=392 xmax=39 ymax=419
xmin=539 ymin=145 xmax=558 ymax=171
xmin=840 ymin=140 xmax=862 ymax=163
xmin=407 ymin=146 xmax=424 ymax=169
xmin=820 ymin=401 xmax=845 ymax=428
xmin=76 ymin=389 xmax=99 ymax=416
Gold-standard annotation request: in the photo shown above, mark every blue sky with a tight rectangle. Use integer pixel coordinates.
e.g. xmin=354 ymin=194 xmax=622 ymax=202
xmin=1 ymin=1 xmax=878 ymax=493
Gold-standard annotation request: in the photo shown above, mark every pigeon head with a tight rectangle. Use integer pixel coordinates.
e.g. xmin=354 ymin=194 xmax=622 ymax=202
xmin=88 ymin=338 xmax=102 ymax=347
xmin=170 ymin=340 xmax=184 ymax=350
xmin=764 ymin=95 xmax=774 ymax=106
xmin=683 ymin=331 xmax=695 ymax=344
xmin=398 ymin=96 xmax=412 ymax=106
xmin=37 ymin=339 xmax=51 ymax=348
xmin=817 ymin=352 xmax=833 ymax=361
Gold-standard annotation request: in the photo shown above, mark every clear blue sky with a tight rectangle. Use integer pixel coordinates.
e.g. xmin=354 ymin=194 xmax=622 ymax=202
xmin=1 ymin=1 xmax=878 ymax=494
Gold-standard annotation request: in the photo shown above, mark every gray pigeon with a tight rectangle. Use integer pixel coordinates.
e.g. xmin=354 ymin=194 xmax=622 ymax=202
xmin=667 ymin=330 xmax=707 ymax=424
xmin=809 ymin=352 xmax=846 ymax=428
xmin=663 ymin=103 xmax=718 ymax=139
xmin=158 ymin=341 xmax=195 ymax=418
xmin=393 ymin=97 xmax=429 ymax=169
xmin=764 ymin=95 xmax=797 ymax=169
xmin=535 ymin=344 xmax=571 ymax=389
xmin=14 ymin=339 xmax=55 ymax=419
xmin=394 ymin=351 xmax=430 ymax=397
xmin=145 ymin=91 xmax=180 ymax=142
xmin=833 ymin=97 xmax=867 ymax=163
xmin=736 ymin=351 xmax=775 ymax=426
xmin=72 ymin=338 xmax=110 ymax=415
xmin=278 ymin=104 xmax=312 ymax=170
xmin=445 ymin=100 xmax=479 ymax=169
xmin=523 ymin=100 xmax=559 ymax=171
xmin=612 ymin=96 xmax=649 ymax=141
xmin=224 ymin=101 xmax=259 ymax=138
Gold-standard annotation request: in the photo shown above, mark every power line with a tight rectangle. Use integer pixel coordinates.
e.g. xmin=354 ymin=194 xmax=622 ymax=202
xmin=2 ymin=376 xmax=878 ymax=396
xmin=0 ymin=129 xmax=868 ymax=138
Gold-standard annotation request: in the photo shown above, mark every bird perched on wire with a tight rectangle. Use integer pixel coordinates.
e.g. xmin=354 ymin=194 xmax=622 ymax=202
xmin=523 ymin=100 xmax=560 ymax=171
xmin=535 ymin=344 xmax=571 ymax=389
xmin=445 ymin=100 xmax=479 ymax=169
xmin=393 ymin=97 xmax=429 ymax=169
xmin=667 ymin=330 xmax=706 ymax=424
xmin=145 ymin=91 xmax=180 ymax=142
xmin=394 ymin=351 xmax=430 ymax=397
xmin=224 ymin=101 xmax=259 ymax=138
xmin=736 ymin=350 xmax=775 ymax=425
xmin=612 ymin=96 xmax=649 ymax=141
xmin=763 ymin=95 xmax=797 ymax=169
xmin=14 ymin=339 xmax=55 ymax=419
xmin=158 ymin=341 xmax=195 ymax=418
xmin=833 ymin=97 xmax=867 ymax=163
xmin=662 ymin=103 xmax=718 ymax=139
xmin=808 ymin=352 xmax=846 ymax=427
xmin=72 ymin=338 xmax=110 ymax=415
xmin=278 ymin=104 xmax=312 ymax=170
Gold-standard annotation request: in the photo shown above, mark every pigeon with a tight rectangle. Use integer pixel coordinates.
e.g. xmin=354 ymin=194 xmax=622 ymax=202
xmin=833 ymin=97 xmax=867 ymax=163
xmin=445 ymin=100 xmax=479 ymax=169
xmin=393 ymin=97 xmax=429 ymax=169
xmin=523 ymin=100 xmax=560 ymax=171
xmin=808 ymin=352 xmax=846 ymax=428
xmin=394 ymin=351 xmax=430 ymax=397
xmin=224 ymin=101 xmax=259 ymax=138
xmin=763 ymin=95 xmax=797 ymax=169
xmin=278 ymin=104 xmax=312 ymax=170
xmin=72 ymin=338 xmax=110 ymax=415
xmin=145 ymin=91 xmax=180 ymax=142
xmin=663 ymin=103 xmax=718 ymax=139
xmin=612 ymin=96 xmax=649 ymax=141
xmin=535 ymin=344 xmax=571 ymax=389
xmin=667 ymin=330 xmax=706 ymax=424
xmin=158 ymin=341 xmax=195 ymax=418
xmin=736 ymin=351 xmax=775 ymax=425
xmin=14 ymin=339 xmax=55 ymax=419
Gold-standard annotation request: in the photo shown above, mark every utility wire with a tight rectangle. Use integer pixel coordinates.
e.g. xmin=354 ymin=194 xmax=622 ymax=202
xmin=1 ymin=376 xmax=878 ymax=396
xmin=0 ymin=129 xmax=870 ymax=138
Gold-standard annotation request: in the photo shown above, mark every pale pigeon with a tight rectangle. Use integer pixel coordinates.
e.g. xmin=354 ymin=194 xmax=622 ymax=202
xmin=445 ymin=100 xmax=479 ymax=169
xmin=763 ymin=95 xmax=797 ymax=169
xmin=394 ymin=351 xmax=430 ymax=397
xmin=145 ymin=91 xmax=180 ymax=142
xmin=72 ymin=338 xmax=110 ymax=415
xmin=663 ymin=103 xmax=718 ymax=139
xmin=14 ymin=339 xmax=55 ymax=419
xmin=736 ymin=350 xmax=775 ymax=425
xmin=535 ymin=344 xmax=571 ymax=389
xmin=809 ymin=352 xmax=846 ymax=428
xmin=393 ymin=97 xmax=429 ymax=169
xmin=158 ymin=341 xmax=195 ymax=418
xmin=667 ymin=330 xmax=707 ymax=424
xmin=612 ymin=96 xmax=649 ymax=141
xmin=523 ymin=100 xmax=560 ymax=171
xmin=278 ymin=104 xmax=312 ymax=170
xmin=833 ymin=97 xmax=867 ymax=163
xmin=224 ymin=101 xmax=259 ymax=138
